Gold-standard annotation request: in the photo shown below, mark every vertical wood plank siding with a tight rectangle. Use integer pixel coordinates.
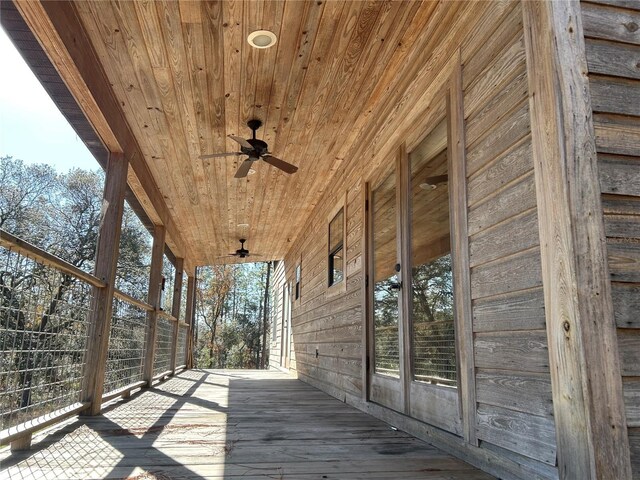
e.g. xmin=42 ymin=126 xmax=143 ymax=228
xmin=582 ymin=1 xmax=640 ymax=477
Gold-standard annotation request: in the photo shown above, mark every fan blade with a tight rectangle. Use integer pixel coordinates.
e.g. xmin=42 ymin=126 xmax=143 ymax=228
xmin=228 ymin=135 xmax=253 ymax=150
xmin=199 ymin=152 xmax=243 ymax=159
xmin=234 ymin=159 xmax=254 ymax=178
xmin=262 ymin=155 xmax=298 ymax=174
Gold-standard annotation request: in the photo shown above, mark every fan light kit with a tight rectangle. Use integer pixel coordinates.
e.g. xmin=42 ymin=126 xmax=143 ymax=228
xmin=199 ymin=119 xmax=298 ymax=178
xmin=419 ymin=174 xmax=448 ymax=190
xmin=248 ymin=30 xmax=277 ymax=49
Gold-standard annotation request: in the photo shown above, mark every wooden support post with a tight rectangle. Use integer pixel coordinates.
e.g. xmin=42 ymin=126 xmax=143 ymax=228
xmin=184 ymin=271 xmax=196 ymax=369
xmin=81 ymin=151 xmax=128 ymax=415
xmin=522 ymin=2 xmax=631 ymax=479
xmin=10 ymin=433 xmax=32 ymax=452
xmin=170 ymin=257 xmax=184 ymax=373
xmin=448 ymin=55 xmax=477 ymax=447
xmin=143 ymin=225 xmax=166 ymax=386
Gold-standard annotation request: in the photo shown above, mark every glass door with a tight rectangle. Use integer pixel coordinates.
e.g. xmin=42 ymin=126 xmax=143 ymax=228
xmin=368 ymin=166 xmax=405 ymax=413
xmin=366 ymin=102 xmax=462 ymax=435
xmin=406 ymin=115 xmax=461 ymax=435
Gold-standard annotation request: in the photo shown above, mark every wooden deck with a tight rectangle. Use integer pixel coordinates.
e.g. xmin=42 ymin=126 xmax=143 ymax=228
xmin=1 ymin=370 xmax=495 ymax=479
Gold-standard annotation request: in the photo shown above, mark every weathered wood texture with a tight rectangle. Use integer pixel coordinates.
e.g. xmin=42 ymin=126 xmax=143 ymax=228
xmin=81 ymin=152 xmax=129 ymax=416
xmin=0 ymin=370 xmax=495 ymax=480
xmin=143 ymin=226 xmax=167 ymax=386
xmin=11 ymin=0 xmax=193 ymax=271
xmin=463 ymin=1 xmax=557 ymax=473
xmin=270 ymin=2 xmax=559 ymax=479
xmin=582 ymin=1 xmax=640 ymax=477
xmin=169 ymin=258 xmax=184 ymax=373
xmin=267 ymin=260 xmax=287 ymax=369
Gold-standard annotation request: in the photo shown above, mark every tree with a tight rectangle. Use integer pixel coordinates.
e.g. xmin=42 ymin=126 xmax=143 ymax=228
xmin=196 ymin=265 xmax=234 ymax=368
xmin=0 ymin=156 xmax=152 ymax=426
xmin=194 ymin=262 xmax=272 ymax=369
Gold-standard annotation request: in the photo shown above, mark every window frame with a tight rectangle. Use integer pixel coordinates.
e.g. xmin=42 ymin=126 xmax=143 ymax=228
xmin=327 ymin=193 xmax=348 ymax=295
xmin=294 ymin=262 xmax=301 ymax=302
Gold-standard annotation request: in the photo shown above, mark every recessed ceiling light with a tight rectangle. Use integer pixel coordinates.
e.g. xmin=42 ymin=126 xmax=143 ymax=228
xmin=248 ymin=30 xmax=277 ymax=49
xmin=248 ymin=168 xmax=257 ymax=175
xmin=237 ymin=223 xmax=249 ymax=228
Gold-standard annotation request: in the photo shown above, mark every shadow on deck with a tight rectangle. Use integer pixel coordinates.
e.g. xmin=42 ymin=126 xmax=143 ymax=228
xmin=0 ymin=370 xmax=495 ymax=479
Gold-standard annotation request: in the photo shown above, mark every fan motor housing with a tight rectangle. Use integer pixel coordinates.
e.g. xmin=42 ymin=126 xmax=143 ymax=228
xmin=245 ymin=138 xmax=268 ymax=157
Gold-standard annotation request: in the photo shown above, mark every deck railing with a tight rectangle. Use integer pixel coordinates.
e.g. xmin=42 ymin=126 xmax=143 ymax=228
xmin=0 ymin=244 xmax=94 ymax=431
xmin=153 ymin=312 xmax=174 ymax=377
xmin=103 ymin=294 xmax=150 ymax=396
xmin=0 ymin=230 xmax=191 ymax=450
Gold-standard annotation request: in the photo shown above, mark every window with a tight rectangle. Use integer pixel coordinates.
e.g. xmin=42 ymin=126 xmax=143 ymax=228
xmin=409 ymin=116 xmax=456 ymax=386
xmin=294 ymin=264 xmax=301 ymax=300
xmin=328 ymin=207 xmax=345 ymax=287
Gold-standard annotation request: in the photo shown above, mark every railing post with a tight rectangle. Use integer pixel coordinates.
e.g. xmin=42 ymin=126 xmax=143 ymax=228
xmin=143 ymin=225 xmax=166 ymax=386
xmin=184 ymin=271 xmax=196 ymax=369
xmin=170 ymin=257 xmax=184 ymax=373
xmin=81 ymin=151 xmax=128 ymax=416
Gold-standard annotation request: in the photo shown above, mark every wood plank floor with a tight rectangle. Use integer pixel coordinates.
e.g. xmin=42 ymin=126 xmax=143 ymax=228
xmin=0 ymin=369 xmax=495 ymax=479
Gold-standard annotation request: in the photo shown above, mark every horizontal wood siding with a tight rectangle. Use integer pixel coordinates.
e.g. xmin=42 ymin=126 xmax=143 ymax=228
xmin=269 ymin=261 xmax=286 ymax=369
xmin=282 ymin=1 xmax=561 ymax=478
xmin=285 ymin=181 xmax=364 ymax=400
xmin=582 ymin=0 xmax=640 ymax=477
xmin=463 ymin=2 xmax=557 ymax=474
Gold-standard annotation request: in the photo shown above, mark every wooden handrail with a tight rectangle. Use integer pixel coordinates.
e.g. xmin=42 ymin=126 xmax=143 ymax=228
xmin=0 ymin=229 xmax=105 ymax=288
xmin=158 ymin=310 xmax=178 ymax=322
xmin=0 ymin=402 xmax=90 ymax=447
xmin=113 ymin=288 xmax=153 ymax=311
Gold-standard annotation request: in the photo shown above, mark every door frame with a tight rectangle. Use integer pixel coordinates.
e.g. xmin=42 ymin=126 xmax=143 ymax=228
xmin=363 ymin=62 xmax=476 ymax=442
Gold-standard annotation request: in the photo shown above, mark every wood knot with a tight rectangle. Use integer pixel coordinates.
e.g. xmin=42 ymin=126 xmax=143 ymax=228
xmin=626 ymin=22 xmax=639 ymax=32
xmin=562 ymin=321 xmax=570 ymax=333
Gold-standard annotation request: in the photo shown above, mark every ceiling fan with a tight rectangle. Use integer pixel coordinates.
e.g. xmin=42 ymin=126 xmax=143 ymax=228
xmin=199 ymin=119 xmax=298 ymax=178
xmin=219 ymin=239 xmax=261 ymax=260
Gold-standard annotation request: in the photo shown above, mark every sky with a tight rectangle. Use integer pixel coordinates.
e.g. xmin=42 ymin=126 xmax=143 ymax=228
xmin=0 ymin=28 xmax=98 ymax=173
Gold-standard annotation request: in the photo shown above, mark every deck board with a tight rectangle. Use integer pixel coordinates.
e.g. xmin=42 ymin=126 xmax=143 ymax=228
xmin=0 ymin=370 xmax=495 ymax=479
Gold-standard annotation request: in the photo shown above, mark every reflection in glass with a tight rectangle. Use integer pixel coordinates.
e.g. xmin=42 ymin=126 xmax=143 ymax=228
xmin=328 ymin=208 xmax=344 ymax=286
xmin=409 ymin=117 xmax=457 ymax=386
xmin=372 ymin=171 xmax=399 ymax=377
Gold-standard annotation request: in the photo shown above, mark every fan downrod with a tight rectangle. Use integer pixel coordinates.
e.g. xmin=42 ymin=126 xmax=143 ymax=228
xmin=247 ymin=119 xmax=262 ymax=136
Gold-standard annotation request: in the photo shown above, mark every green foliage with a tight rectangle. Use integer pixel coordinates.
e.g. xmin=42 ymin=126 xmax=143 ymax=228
xmin=195 ymin=262 xmax=270 ymax=369
xmin=0 ymin=156 xmax=152 ymax=427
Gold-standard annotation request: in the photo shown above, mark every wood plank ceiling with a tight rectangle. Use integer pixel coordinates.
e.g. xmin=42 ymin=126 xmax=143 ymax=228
xmin=71 ymin=0 xmax=431 ymax=266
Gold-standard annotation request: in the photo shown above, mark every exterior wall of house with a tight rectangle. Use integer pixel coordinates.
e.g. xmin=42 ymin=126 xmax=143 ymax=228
xmin=582 ymin=1 xmax=640 ymax=477
xmin=268 ymin=260 xmax=286 ymax=369
xmin=271 ymin=2 xmax=563 ymax=479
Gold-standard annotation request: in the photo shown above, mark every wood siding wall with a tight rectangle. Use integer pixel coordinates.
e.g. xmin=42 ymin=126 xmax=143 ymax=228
xmin=582 ymin=1 xmax=640 ymax=477
xmin=463 ymin=2 xmax=557 ymax=473
xmin=269 ymin=2 xmax=563 ymax=479
xmin=268 ymin=261 xmax=287 ymax=369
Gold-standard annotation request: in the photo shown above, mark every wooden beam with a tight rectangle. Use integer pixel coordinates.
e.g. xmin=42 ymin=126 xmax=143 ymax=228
xmin=398 ymin=142 xmax=411 ymax=415
xmin=522 ymin=2 xmax=631 ymax=479
xmin=143 ymin=225 xmax=166 ymax=386
xmin=184 ymin=271 xmax=197 ymax=369
xmin=448 ymin=54 xmax=477 ymax=447
xmin=81 ymin=151 xmax=128 ymax=415
xmin=12 ymin=0 xmax=195 ymax=272
xmin=170 ymin=257 xmax=185 ymax=373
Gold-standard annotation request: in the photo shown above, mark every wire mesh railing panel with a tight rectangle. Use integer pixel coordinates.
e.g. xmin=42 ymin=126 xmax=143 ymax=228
xmin=0 ymin=247 xmax=92 ymax=430
xmin=176 ymin=325 xmax=187 ymax=368
xmin=103 ymin=297 xmax=148 ymax=395
xmin=374 ymin=325 xmax=400 ymax=378
xmin=412 ymin=319 xmax=457 ymax=386
xmin=154 ymin=316 xmax=173 ymax=375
